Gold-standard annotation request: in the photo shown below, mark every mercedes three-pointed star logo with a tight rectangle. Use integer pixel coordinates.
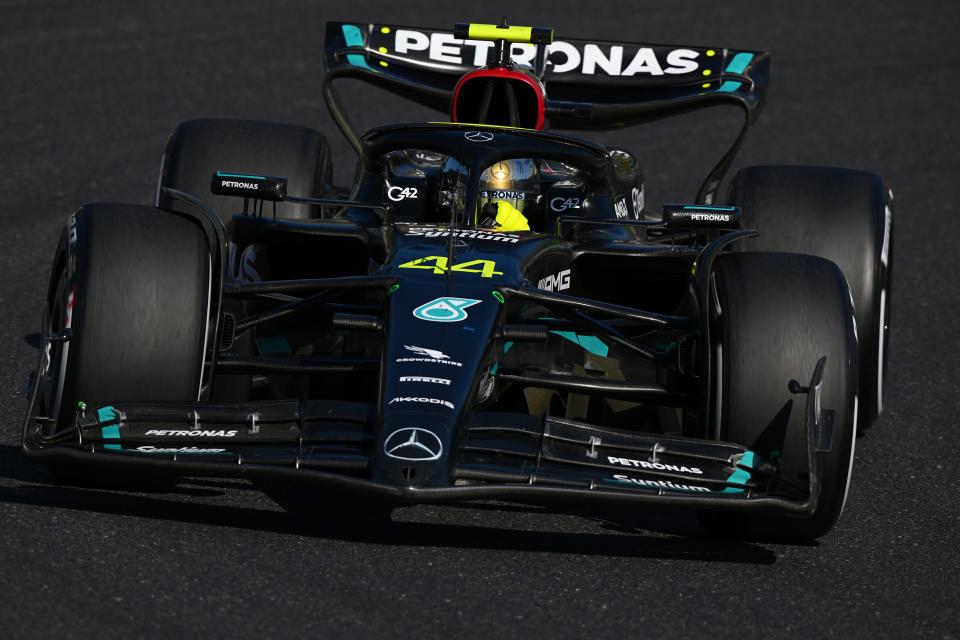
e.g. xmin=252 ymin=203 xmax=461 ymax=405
xmin=464 ymin=130 xmax=494 ymax=142
xmin=383 ymin=427 xmax=444 ymax=461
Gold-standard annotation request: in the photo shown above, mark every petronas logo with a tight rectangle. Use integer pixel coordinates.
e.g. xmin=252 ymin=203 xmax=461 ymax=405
xmin=412 ymin=297 xmax=481 ymax=323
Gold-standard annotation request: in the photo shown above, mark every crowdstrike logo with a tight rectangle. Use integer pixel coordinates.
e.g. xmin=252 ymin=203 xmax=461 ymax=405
xmin=384 ymin=427 xmax=443 ymax=461
xmin=396 ymin=345 xmax=463 ymax=367
xmin=404 ymin=345 xmax=449 ymax=360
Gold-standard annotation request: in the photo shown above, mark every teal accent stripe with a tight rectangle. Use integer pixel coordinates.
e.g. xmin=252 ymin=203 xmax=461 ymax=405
xmin=216 ymin=171 xmax=266 ymax=180
xmin=551 ymin=331 xmax=610 ymax=357
xmin=101 ymin=425 xmax=120 ymax=440
xmin=718 ymin=52 xmax=754 ymax=93
xmin=722 ymin=451 xmax=755 ymax=494
xmin=341 ymin=24 xmax=372 ymax=69
xmin=725 ymin=52 xmax=754 ymax=74
xmin=98 ymin=405 xmax=121 ymax=449
xmin=257 ymin=336 xmax=293 ymax=356
xmin=492 ymin=341 xmax=516 ymax=374
xmin=682 ymin=205 xmax=736 ymax=211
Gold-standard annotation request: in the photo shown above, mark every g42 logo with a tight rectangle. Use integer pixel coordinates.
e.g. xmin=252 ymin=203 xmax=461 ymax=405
xmin=550 ymin=197 xmax=580 ymax=212
xmin=388 ymin=186 xmax=418 ymax=201
xmin=399 ymin=256 xmax=503 ymax=279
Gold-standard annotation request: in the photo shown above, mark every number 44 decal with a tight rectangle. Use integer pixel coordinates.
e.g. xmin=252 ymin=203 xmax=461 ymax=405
xmin=399 ymin=256 xmax=503 ymax=279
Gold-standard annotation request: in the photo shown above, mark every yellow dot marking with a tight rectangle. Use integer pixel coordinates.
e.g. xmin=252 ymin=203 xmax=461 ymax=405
xmin=706 ymin=49 xmax=716 ymax=57
xmin=378 ymin=46 xmax=388 ymax=53
xmin=702 ymin=69 xmax=712 ymax=76
xmin=379 ymin=61 xmax=389 ymax=67
xmin=380 ymin=26 xmax=391 ymax=34
xmin=702 ymin=83 xmax=711 ymax=88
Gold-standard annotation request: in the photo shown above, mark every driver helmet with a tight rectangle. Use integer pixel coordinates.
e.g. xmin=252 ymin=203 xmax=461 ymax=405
xmin=476 ymin=158 xmax=538 ymax=232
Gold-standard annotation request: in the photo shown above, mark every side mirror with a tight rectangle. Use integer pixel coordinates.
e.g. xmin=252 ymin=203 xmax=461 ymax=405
xmin=661 ymin=204 xmax=741 ymax=229
xmin=210 ymin=171 xmax=287 ymax=201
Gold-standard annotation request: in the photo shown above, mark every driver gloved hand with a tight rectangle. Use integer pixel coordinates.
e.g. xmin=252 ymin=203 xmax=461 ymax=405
xmin=479 ymin=201 xmax=530 ymax=232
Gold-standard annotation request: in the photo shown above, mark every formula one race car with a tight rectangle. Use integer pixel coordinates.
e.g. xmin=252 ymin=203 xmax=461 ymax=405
xmin=23 ymin=20 xmax=894 ymax=540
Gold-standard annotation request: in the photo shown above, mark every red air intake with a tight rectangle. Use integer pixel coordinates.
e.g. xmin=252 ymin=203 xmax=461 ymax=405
xmin=451 ymin=67 xmax=546 ymax=131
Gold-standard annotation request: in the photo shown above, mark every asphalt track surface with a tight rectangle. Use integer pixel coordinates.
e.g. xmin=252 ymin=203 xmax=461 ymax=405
xmin=2 ymin=1 xmax=959 ymax=637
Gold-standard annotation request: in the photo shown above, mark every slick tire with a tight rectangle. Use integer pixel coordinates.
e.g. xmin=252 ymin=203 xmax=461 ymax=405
xmin=698 ymin=252 xmax=858 ymax=541
xmin=43 ymin=203 xmax=211 ymax=488
xmin=156 ymin=118 xmax=332 ymax=224
xmin=730 ymin=166 xmax=893 ymax=430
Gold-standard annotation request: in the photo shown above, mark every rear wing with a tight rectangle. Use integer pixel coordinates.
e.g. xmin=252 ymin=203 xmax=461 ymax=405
xmin=323 ymin=21 xmax=769 ymax=202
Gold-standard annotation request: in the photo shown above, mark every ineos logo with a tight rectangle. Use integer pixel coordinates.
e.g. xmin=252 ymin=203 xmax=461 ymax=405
xmin=383 ymin=427 xmax=443 ymax=461
xmin=464 ymin=130 xmax=494 ymax=142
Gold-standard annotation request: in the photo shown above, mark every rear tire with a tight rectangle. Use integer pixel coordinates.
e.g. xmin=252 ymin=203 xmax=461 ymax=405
xmin=730 ymin=166 xmax=892 ymax=431
xmin=157 ymin=118 xmax=332 ymax=224
xmin=43 ymin=203 xmax=211 ymax=488
xmin=698 ymin=252 xmax=858 ymax=541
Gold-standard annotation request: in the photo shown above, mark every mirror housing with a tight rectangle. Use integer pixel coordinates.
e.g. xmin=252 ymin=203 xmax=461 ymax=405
xmin=211 ymin=171 xmax=287 ymax=201
xmin=661 ymin=204 xmax=741 ymax=229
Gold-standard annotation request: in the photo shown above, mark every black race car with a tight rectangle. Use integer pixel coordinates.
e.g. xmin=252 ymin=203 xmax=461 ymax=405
xmin=23 ymin=20 xmax=893 ymax=540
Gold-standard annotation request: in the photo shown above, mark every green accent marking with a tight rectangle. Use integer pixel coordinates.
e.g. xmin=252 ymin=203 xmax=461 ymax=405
xmin=503 ymin=341 xmax=514 ymax=353
xmin=722 ymin=451 xmax=755 ymax=494
xmin=104 ymin=444 xmax=122 ymax=451
xmin=341 ymin=24 xmax=372 ymax=69
xmin=387 ymin=283 xmax=400 ymax=295
xmin=550 ymin=331 xmax=610 ymax=357
xmin=492 ymin=291 xmax=505 ymax=304
xmin=216 ymin=171 xmax=266 ymax=180
xmin=257 ymin=336 xmax=293 ymax=356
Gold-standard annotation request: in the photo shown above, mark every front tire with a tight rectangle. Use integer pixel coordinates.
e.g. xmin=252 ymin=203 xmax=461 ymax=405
xmin=40 ymin=203 xmax=211 ymax=487
xmin=699 ymin=252 xmax=858 ymax=541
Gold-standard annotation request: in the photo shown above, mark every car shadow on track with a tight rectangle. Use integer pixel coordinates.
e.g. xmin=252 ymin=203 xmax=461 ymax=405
xmin=0 ymin=444 xmax=778 ymax=564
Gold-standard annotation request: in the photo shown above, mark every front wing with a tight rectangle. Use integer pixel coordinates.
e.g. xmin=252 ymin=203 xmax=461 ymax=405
xmin=23 ymin=361 xmax=826 ymax=516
